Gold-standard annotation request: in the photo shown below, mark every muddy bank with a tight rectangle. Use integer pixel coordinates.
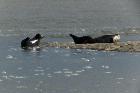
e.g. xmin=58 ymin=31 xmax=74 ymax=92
xmin=44 ymin=41 xmax=140 ymax=52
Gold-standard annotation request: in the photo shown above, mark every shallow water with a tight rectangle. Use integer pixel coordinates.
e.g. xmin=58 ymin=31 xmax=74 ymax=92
xmin=0 ymin=33 xmax=140 ymax=93
xmin=0 ymin=0 xmax=140 ymax=93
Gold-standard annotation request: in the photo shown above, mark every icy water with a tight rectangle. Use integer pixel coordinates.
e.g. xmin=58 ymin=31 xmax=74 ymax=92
xmin=0 ymin=0 xmax=140 ymax=93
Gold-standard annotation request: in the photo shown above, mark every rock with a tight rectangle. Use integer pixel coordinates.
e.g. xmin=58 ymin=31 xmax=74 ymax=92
xmin=42 ymin=41 xmax=140 ymax=52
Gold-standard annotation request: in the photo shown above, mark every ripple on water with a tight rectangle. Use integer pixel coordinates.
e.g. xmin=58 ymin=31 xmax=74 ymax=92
xmin=101 ymin=65 xmax=110 ymax=69
xmin=105 ymin=72 xmax=112 ymax=74
xmin=16 ymin=86 xmax=27 ymax=89
xmin=71 ymin=73 xmax=79 ymax=76
xmin=81 ymin=58 xmax=90 ymax=62
xmin=64 ymin=71 xmax=73 ymax=74
xmin=64 ymin=54 xmax=70 ymax=57
xmin=2 ymin=71 xmax=7 ymax=74
xmin=42 ymin=49 xmax=48 ymax=52
xmin=76 ymin=49 xmax=82 ymax=52
xmin=8 ymin=48 xmax=17 ymax=52
xmin=0 ymin=79 xmax=3 ymax=82
xmin=9 ymin=75 xmax=26 ymax=79
xmin=34 ymin=69 xmax=44 ymax=72
xmin=17 ymin=67 xmax=23 ymax=70
xmin=110 ymin=53 xmax=116 ymax=56
xmin=54 ymin=71 xmax=63 ymax=74
xmin=65 ymin=74 xmax=71 ymax=77
xmin=34 ymin=67 xmax=45 ymax=76
xmin=75 ymin=70 xmax=85 ymax=73
xmin=63 ymin=69 xmax=69 ymax=71
xmin=132 ymin=78 xmax=136 ymax=81
xmin=47 ymin=74 xmax=52 ymax=78
xmin=83 ymin=66 xmax=93 ymax=69
xmin=116 ymin=77 xmax=124 ymax=80
xmin=6 ymin=55 xmax=14 ymax=59
xmin=54 ymin=49 xmax=59 ymax=53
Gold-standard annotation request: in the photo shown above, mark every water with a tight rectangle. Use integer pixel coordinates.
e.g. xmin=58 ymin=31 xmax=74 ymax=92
xmin=0 ymin=0 xmax=140 ymax=93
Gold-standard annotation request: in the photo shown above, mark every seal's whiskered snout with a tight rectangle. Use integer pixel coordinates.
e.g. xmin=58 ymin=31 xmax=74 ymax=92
xmin=113 ymin=34 xmax=120 ymax=42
